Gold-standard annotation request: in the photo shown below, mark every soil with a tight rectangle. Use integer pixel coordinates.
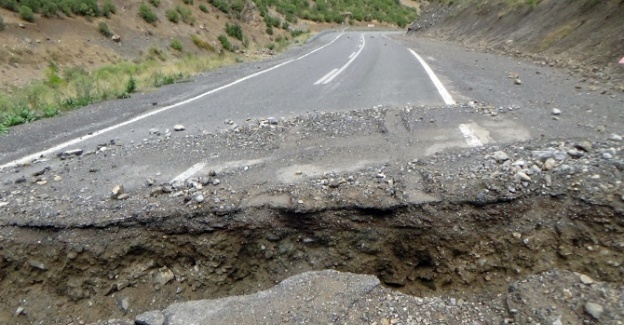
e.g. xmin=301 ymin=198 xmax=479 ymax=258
xmin=408 ymin=0 xmax=624 ymax=92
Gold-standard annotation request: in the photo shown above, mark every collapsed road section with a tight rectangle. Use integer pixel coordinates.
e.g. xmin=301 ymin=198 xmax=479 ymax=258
xmin=0 ymin=106 xmax=622 ymax=324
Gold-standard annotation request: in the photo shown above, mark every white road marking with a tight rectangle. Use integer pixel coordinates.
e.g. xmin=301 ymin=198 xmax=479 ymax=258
xmin=0 ymin=37 xmax=348 ymax=171
xmin=458 ymin=124 xmax=484 ymax=147
xmin=314 ymin=68 xmax=339 ymax=85
xmin=348 ymin=52 xmax=356 ymax=59
xmin=408 ymin=49 xmax=456 ymax=105
xmin=297 ymin=33 xmax=343 ymax=60
xmin=321 ymin=34 xmax=366 ymax=85
xmin=171 ymin=162 xmax=206 ymax=184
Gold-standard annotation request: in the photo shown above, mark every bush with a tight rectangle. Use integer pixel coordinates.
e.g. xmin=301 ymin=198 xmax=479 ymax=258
xmin=125 ymin=76 xmax=137 ymax=94
xmin=199 ymin=4 xmax=208 ymax=12
xmin=149 ymin=0 xmax=161 ymax=7
xmin=191 ymin=34 xmax=216 ymax=52
xmin=139 ymin=3 xmax=157 ymax=24
xmin=225 ymin=23 xmax=243 ymax=41
xmin=0 ymin=15 xmax=4 ymax=31
xmin=183 ymin=0 xmax=193 ymax=4
xmin=218 ymin=34 xmax=235 ymax=52
xmin=209 ymin=0 xmax=230 ymax=13
xmin=165 ymin=9 xmax=179 ymax=23
xmin=98 ymin=22 xmax=112 ymax=37
xmin=170 ymin=38 xmax=183 ymax=51
xmin=19 ymin=5 xmax=35 ymax=22
xmin=176 ymin=4 xmax=194 ymax=25
xmin=265 ymin=26 xmax=273 ymax=35
xmin=102 ymin=0 xmax=116 ymax=18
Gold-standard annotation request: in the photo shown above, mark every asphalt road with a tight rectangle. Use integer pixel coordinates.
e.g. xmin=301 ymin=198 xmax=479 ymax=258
xmin=0 ymin=30 xmax=622 ymax=211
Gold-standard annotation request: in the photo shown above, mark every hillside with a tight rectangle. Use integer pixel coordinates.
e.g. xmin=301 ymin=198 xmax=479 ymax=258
xmin=408 ymin=0 xmax=624 ymax=92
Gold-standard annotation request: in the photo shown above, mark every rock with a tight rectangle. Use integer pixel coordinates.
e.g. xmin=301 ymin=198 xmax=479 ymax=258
xmin=567 ymin=149 xmax=584 ymax=158
xmin=28 ymin=260 xmax=47 ymax=270
xmin=118 ymin=297 xmax=130 ymax=313
xmin=15 ymin=306 xmax=24 ymax=316
xmin=492 ymin=151 xmax=509 ymax=162
xmin=174 ymin=124 xmax=185 ymax=131
xmin=149 ymin=128 xmax=160 ymax=135
xmin=19 ymin=23 xmax=25 ymax=28
xmin=111 ymin=185 xmax=125 ymax=199
xmin=584 ymin=302 xmax=604 ymax=319
xmin=580 ymin=274 xmax=594 ymax=285
xmin=515 ymin=172 xmax=531 ymax=182
xmin=53 ymin=175 xmax=62 ymax=182
xmin=116 ymin=193 xmax=130 ymax=200
xmin=532 ymin=150 xmax=555 ymax=162
xmin=552 ymin=315 xmax=562 ymax=325
xmin=154 ymin=267 xmax=175 ymax=287
xmin=603 ymin=153 xmax=613 ymax=159
xmin=608 ymin=134 xmax=622 ymax=141
xmin=552 ymin=108 xmax=561 ymax=115
xmin=514 ymin=79 xmax=522 ymax=85
xmin=574 ymin=141 xmax=592 ymax=152
xmin=112 ymin=35 xmax=121 ymax=42
xmin=544 ymin=158 xmax=556 ymax=170
xmin=267 ymin=117 xmax=279 ymax=125
xmin=136 ymin=311 xmax=165 ymax=325
xmin=193 ymin=194 xmax=205 ymax=203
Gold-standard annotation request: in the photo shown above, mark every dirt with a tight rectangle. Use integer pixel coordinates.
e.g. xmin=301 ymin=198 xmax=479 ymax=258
xmin=0 ymin=104 xmax=622 ymax=324
xmin=408 ymin=0 xmax=624 ymax=92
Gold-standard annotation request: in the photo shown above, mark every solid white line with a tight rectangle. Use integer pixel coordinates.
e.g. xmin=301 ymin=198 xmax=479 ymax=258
xmin=323 ymin=34 xmax=366 ymax=84
xmin=0 ymin=57 xmax=309 ymax=170
xmin=171 ymin=162 xmax=206 ymax=184
xmin=408 ymin=49 xmax=456 ymax=105
xmin=314 ymin=68 xmax=339 ymax=85
xmin=458 ymin=124 xmax=483 ymax=147
xmin=297 ymin=33 xmax=343 ymax=60
xmin=348 ymin=52 xmax=356 ymax=59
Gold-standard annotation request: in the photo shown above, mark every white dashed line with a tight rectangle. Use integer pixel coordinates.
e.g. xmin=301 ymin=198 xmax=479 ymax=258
xmin=320 ymin=34 xmax=366 ymax=85
xmin=171 ymin=162 xmax=207 ymax=184
xmin=314 ymin=68 xmax=339 ymax=85
xmin=459 ymin=124 xmax=484 ymax=147
xmin=408 ymin=49 xmax=456 ymax=105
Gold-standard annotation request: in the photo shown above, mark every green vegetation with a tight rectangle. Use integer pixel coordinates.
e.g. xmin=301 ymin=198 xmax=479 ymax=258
xmin=19 ymin=5 xmax=35 ymax=22
xmin=139 ymin=2 xmax=158 ymax=24
xmin=149 ymin=0 xmax=161 ymax=7
xmin=225 ymin=23 xmax=243 ymax=41
xmin=98 ymin=21 xmax=112 ymax=37
xmin=175 ymin=4 xmax=195 ymax=25
xmin=218 ymin=34 xmax=236 ymax=52
xmin=166 ymin=8 xmax=179 ymax=23
xmin=191 ymin=34 xmax=216 ymax=52
xmin=199 ymin=4 xmax=208 ymax=12
xmin=102 ymin=0 xmax=116 ymax=18
xmin=0 ymin=15 xmax=5 ymax=31
xmin=209 ymin=0 xmax=244 ymax=14
xmin=170 ymin=38 xmax=183 ymax=51
xmin=183 ymin=0 xmax=193 ymax=4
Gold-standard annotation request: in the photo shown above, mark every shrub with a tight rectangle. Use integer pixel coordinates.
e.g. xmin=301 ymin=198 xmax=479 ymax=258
xmin=191 ymin=34 xmax=216 ymax=52
xmin=218 ymin=34 xmax=235 ymax=52
xmin=41 ymin=2 xmax=58 ymax=17
xmin=183 ymin=0 xmax=193 ymax=4
xmin=125 ymin=76 xmax=137 ymax=94
xmin=139 ymin=3 xmax=157 ymax=24
xmin=166 ymin=9 xmax=179 ymax=23
xmin=98 ymin=22 xmax=112 ymax=37
xmin=209 ymin=0 xmax=230 ymax=13
xmin=0 ymin=15 xmax=4 ymax=31
xmin=102 ymin=0 xmax=116 ymax=18
xmin=19 ymin=5 xmax=35 ymax=22
xmin=225 ymin=23 xmax=243 ymax=41
xmin=149 ymin=0 xmax=161 ymax=7
xmin=264 ymin=15 xmax=280 ymax=28
xmin=176 ymin=4 xmax=194 ymax=25
xmin=170 ymin=38 xmax=183 ymax=51
xmin=265 ymin=26 xmax=273 ymax=35
xmin=199 ymin=4 xmax=208 ymax=12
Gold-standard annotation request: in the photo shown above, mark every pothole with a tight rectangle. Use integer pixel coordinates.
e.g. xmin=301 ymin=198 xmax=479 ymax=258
xmin=0 ymin=196 xmax=621 ymax=324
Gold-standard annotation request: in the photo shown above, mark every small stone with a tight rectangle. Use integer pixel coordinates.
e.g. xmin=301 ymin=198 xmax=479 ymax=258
xmin=512 ymin=232 xmax=522 ymax=239
xmin=149 ymin=128 xmax=160 ymax=135
xmin=544 ymin=174 xmax=552 ymax=187
xmin=28 ymin=260 xmax=47 ymax=270
xmin=153 ymin=267 xmax=175 ymax=287
xmin=608 ymin=134 xmax=622 ymax=141
xmin=15 ymin=307 xmax=24 ymax=316
xmin=297 ymin=200 xmax=304 ymax=204
xmin=194 ymin=194 xmax=205 ymax=203
xmin=552 ymin=108 xmax=561 ymax=115
xmin=136 ymin=311 xmax=165 ymax=325
xmin=295 ymin=171 xmax=303 ymax=175
xmin=111 ymin=185 xmax=124 ymax=197
xmin=212 ymin=179 xmax=220 ymax=186
xmin=580 ymin=274 xmax=594 ymax=285
xmin=574 ymin=141 xmax=593 ymax=152
xmin=118 ymin=297 xmax=130 ymax=313
xmin=603 ymin=153 xmax=613 ymax=159
xmin=173 ymin=124 xmax=185 ymax=131
xmin=552 ymin=315 xmax=563 ymax=325
xmin=515 ymin=172 xmax=531 ymax=182
xmin=492 ymin=151 xmax=509 ymax=162
xmin=514 ymin=79 xmax=522 ymax=85
xmin=597 ymin=125 xmax=606 ymax=132
xmin=53 ymin=175 xmax=62 ymax=182
xmin=116 ymin=193 xmax=130 ymax=200
xmin=544 ymin=158 xmax=556 ymax=170
xmin=36 ymin=180 xmax=48 ymax=185
xmin=584 ymin=302 xmax=603 ymax=319
xmin=567 ymin=149 xmax=584 ymax=158
xmin=267 ymin=117 xmax=279 ymax=125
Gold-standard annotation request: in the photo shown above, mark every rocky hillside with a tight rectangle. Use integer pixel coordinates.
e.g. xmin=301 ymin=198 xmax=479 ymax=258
xmin=409 ymin=0 xmax=624 ymax=91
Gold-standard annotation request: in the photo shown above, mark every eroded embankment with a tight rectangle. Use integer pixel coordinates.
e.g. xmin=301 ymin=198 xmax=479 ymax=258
xmin=0 ymin=195 xmax=622 ymax=324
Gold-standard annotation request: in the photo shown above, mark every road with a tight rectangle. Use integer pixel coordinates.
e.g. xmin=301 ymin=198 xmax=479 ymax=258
xmin=0 ymin=30 xmax=622 ymax=220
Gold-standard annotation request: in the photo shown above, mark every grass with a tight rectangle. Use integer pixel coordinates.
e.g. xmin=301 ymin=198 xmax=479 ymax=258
xmin=0 ymin=52 xmax=243 ymax=133
xmin=139 ymin=3 xmax=158 ymax=24
xmin=225 ymin=23 xmax=243 ymax=41
xmin=0 ymin=15 xmax=5 ymax=31
xmin=98 ymin=22 xmax=112 ymax=37
xmin=170 ymin=38 xmax=183 ymax=51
